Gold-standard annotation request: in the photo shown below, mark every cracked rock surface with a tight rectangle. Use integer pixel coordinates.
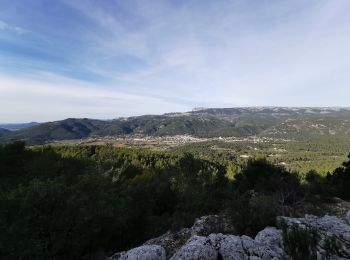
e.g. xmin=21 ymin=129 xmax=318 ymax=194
xmin=278 ymin=213 xmax=350 ymax=259
xmin=108 ymin=210 xmax=350 ymax=260
xmin=107 ymin=245 xmax=166 ymax=260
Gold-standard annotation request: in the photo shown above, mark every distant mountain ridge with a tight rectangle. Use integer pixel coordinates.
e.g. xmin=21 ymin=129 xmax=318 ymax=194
xmin=0 ymin=122 xmax=40 ymax=131
xmin=0 ymin=128 xmax=10 ymax=137
xmin=2 ymin=107 xmax=350 ymax=144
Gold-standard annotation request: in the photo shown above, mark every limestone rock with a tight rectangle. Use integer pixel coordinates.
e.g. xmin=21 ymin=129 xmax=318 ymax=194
xmin=216 ymin=234 xmax=247 ymax=260
xmin=254 ymin=227 xmax=285 ymax=257
xmin=168 ymin=229 xmax=286 ymax=260
xmin=278 ymin=214 xmax=350 ymax=259
xmin=189 ymin=215 xmax=235 ymax=237
xmin=144 ymin=229 xmax=191 ymax=258
xmin=144 ymin=215 xmax=234 ymax=257
xmin=169 ymin=236 xmax=217 ymax=260
xmin=108 ymin=210 xmax=350 ymax=260
xmin=108 ymin=245 xmax=166 ymax=260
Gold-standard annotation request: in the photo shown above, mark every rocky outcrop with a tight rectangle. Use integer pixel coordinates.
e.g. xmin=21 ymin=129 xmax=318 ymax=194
xmin=108 ymin=210 xmax=350 ymax=260
xmin=169 ymin=236 xmax=217 ymax=260
xmin=107 ymin=245 xmax=166 ymax=260
xmin=210 ymin=229 xmax=286 ymax=260
xmin=144 ymin=215 xmax=235 ymax=257
xmin=278 ymin=213 xmax=350 ymax=259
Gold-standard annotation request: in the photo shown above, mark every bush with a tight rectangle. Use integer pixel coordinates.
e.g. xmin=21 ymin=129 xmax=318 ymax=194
xmin=228 ymin=194 xmax=277 ymax=236
xmin=280 ymin=221 xmax=320 ymax=260
xmin=234 ymin=159 xmax=303 ymax=216
xmin=326 ymin=154 xmax=350 ymax=200
xmin=308 ymin=154 xmax=350 ymax=200
xmin=305 ymin=170 xmax=332 ymax=200
xmin=0 ymin=143 xmax=233 ymax=259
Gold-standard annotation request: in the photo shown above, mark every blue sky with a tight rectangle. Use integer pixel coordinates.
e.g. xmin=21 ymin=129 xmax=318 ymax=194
xmin=0 ymin=0 xmax=350 ymax=122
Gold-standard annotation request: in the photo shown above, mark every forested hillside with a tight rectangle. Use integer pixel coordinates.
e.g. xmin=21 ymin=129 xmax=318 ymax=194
xmin=2 ymin=107 xmax=350 ymax=144
xmin=1 ymin=141 xmax=349 ymax=259
xmin=0 ymin=128 xmax=10 ymax=137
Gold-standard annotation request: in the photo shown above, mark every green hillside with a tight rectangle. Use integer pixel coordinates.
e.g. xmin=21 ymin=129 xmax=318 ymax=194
xmin=0 ymin=118 xmax=105 ymax=144
xmin=2 ymin=107 xmax=350 ymax=144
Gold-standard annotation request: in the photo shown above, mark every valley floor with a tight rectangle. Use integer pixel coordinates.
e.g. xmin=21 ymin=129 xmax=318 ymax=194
xmin=52 ymin=134 xmax=350 ymax=176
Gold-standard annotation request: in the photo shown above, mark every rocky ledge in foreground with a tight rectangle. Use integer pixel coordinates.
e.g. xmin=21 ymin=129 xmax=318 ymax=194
xmin=108 ymin=210 xmax=350 ymax=260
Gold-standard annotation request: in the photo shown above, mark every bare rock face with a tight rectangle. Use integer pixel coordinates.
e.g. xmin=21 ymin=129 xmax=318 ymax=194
xmin=144 ymin=215 xmax=235 ymax=257
xmin=107 ymin=245 xmax=166 ymax=260
xmin=108 ymin=211 xmax=350 ymax=260
xmin=168 ymin=228 xmax=286 ymax=260
xmin=254 ymin=227 xmax=285 ymax=256
xmin=214 ymin=234 xmax=247 ymax=260
xmin=169 ymin=236 xmax=217 ymax=260
xmin=215 ymin=231 xmax=285 ymax=260
xmin=254 ymin=227 xmax=282 ymax=248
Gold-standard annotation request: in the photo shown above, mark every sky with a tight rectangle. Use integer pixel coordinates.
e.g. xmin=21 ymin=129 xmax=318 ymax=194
xmin=0 ymin=0 xmax=350 ymax=123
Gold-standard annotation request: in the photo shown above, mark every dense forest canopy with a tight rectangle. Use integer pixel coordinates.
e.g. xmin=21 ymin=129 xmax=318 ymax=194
xmin=1 ymin=141 xmax=349 ymax=259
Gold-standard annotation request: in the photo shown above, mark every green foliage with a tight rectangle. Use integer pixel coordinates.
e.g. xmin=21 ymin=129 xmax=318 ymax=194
xmin=280 ymin=221 xmax=320 ymax=260
xmin=1 ymin=140 xmax=349 ymax=259
xmin=234 ymin=159 xmax=303 ymax=216
xmin=305 ymin=154 xmax=350 ymax=200
xmin=228 ymin=194 xmax=277 ymax=235
xmin=0 ymin=143 xmax=232 ymax=259
xmin=326 ymin=153 xmax=350 ymax=200
xmin=234 ymin=159 xmax=301 ymax=194
xmin=305 ymin=170 xmax=331 ymax=198
xmin=226 ymin=159 xmax=305 ymax=235
xmin=5 ymin=107 xmax=350 ymax=145
xmin=172 ymin=137 xmax=350 ymax=177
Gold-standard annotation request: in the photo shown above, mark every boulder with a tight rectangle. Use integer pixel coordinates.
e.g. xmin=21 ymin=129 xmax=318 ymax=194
xmin=254 ymin=227 xmax=284 ymax=256
xmin=169 ymin=236 xmax=217 ymax=260
xmin=214 ymin=233 xmax=285 ymax=260
xmin=216 ymin=234 xmax=247 ymax=260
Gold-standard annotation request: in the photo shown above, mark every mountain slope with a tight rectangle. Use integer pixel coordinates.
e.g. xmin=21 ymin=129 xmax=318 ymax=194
xmin=0 ymin=122 xmax=40 ymax=131
xmin=0 ymin=128 xmax=10 ymax=137
xmin=2 ymin=107 xmax=350 ymax=144
xmin=1 ymin=118 xmax=105 ymax=144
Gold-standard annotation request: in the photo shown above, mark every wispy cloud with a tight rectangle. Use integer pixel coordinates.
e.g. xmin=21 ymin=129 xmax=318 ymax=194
xmin=0 ymin=72 xmax=191 ymax=123
xmin=0 ymin=20 xmax=26 ymax=35
xmin=1 ymin=0 xmax=350 ymax=122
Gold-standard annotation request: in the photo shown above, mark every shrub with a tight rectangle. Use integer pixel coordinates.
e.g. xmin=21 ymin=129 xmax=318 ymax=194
xmin=234 ymin=159 xmax=303 ymax=216
xmin=280 ymin=221 xmax=320 ymax=260
xmin=228 ymin=194 xmax=277 ymax=236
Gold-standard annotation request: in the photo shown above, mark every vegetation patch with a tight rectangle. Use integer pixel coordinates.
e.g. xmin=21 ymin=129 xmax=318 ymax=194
xmin=280 ymin=221 xmax=320 ymax=260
